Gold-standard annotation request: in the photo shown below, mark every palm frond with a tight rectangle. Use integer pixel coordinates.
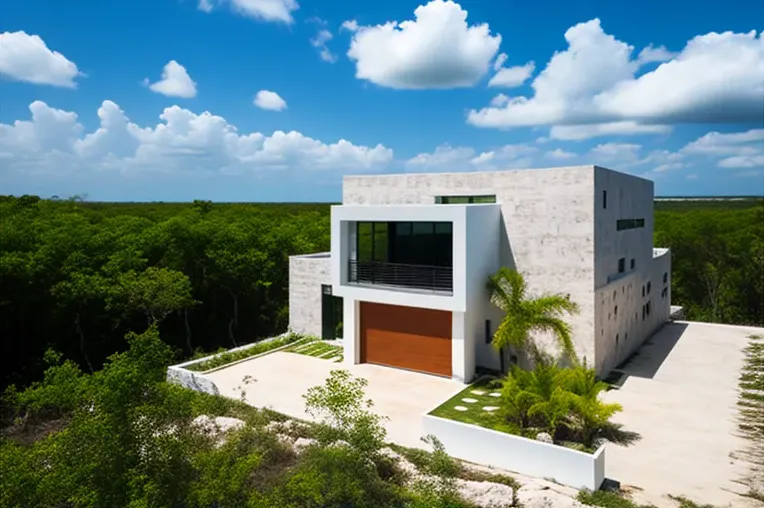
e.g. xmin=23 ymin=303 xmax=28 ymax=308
xmin=486 ymin=267 xmax=526 ymax=311
xmin=531 ymin=316 xmax=579 ymax=365
xmin=529 ymin=294 xmax=580 ymax=317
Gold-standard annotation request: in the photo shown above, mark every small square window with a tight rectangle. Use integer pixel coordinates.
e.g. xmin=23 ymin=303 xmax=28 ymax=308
xmin=485 ymin=319 xmax=492 ymax=344
xmin=642 ymin=285 xmax=645 ymax=297
xmin=663 ymin=272 xmax=668 ymax=284
xmin=647 ymin=282 xmax=652 ymax=294
xmin=630 ymin=259 xmax=635 ymax=269
xmin=618 ymin=258 xmax=625 ymax=273
xmin=603 ymin=190 xmax=608 ymax=209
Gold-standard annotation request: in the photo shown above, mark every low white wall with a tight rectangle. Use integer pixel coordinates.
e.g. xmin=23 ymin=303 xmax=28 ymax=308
xmin=422 ymin=414 xmax=606 ymax=491
xmin=166 ymin=333 xmax=294 ymax=395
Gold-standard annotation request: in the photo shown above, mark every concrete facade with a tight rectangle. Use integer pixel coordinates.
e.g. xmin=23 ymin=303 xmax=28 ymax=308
xmin=288 ymin=164 xmax=672 ymax=380
xmin=288 ymin=253 xmax=331 ymax=338
xmin=423 ymin=413 xmax=606 ymax=490
xmin=330 ymin=203 xmax=502 ymax=382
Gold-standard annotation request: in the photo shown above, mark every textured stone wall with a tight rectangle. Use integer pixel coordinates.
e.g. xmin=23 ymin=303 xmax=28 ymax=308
xmin=592 ymin=167 xmax=673 ymax=373
xmin=342 ymin=166 xmax=598 ymax=368
xmin=288 ymin=253 xmax=331 ymax=337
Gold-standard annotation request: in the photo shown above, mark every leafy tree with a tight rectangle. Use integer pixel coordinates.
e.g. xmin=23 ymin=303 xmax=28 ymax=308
xmin=487 ymin=267 xmax=580 ymax=367
xmin=111 ymin=267 xmax=197 ymax=327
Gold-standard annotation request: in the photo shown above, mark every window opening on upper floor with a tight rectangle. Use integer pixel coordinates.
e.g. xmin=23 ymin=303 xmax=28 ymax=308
xmin=435 ymin=195 xmax=497 ymax=204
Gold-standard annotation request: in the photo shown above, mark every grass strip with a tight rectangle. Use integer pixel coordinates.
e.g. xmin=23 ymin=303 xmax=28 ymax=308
xmin=186 ymin=334 xmax=314 ymax=372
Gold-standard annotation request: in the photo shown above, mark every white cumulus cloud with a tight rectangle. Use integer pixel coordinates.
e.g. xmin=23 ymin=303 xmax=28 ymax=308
xmin=544 ymin=148 xmax=577 ymax=160
xmin=488 ymin=62 xmax=535 ymax=88
xmin=311 ymin=29 xmax=337 ymax=63
xmin=0 ymin=101 xmax=393 ymax=175
xmin=347 ymin=0 xmax=501 ymax=89
xmin=253 ymin=90 xmax=287 ymax=111
xmin=636 ymin=44 xmax=676 ymax=65
xmin=145 ymin=61 xmax=198 ymax=98
xmin=199 ymin=0 xmax=299 ymax=24
xmin=341 ymin=19 xmax=359 ymax=32
xmin=406 ymin=143 xmax=537 ymax=171
xmin=467 ymin=19 xmax=764 ymax=138
xmin=549 ymin=122 xmax=671 ymax=141
xmin=0 ymin=31 xmax=81 ymax=87
xmin=198 ymin=0 xmax=214 ymax=13
xmin=680 ymin=128 xmax=764 ymax=171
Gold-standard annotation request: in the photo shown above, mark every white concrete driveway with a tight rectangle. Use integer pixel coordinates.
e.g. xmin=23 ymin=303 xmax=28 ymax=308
xmin=204 ymin=351 xmax=463 ymax=449
xmin=603 ymin=321 xmax=763 ymax=508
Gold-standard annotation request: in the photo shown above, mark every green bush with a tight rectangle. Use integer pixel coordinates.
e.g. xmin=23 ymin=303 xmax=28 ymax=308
xmin=1 ymin=328 xmax=479 ymax=508
xmin=497 ymin=360 xmax=624 ymax=450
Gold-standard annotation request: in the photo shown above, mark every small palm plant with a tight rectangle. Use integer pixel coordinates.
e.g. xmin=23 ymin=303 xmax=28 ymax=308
xmin=487 ymin=267 xmax=580 ymax=368
xmin=499 ymin=360 xmax=573 ymax=437
xmin=564 ymin=367 xmax=623 ymax=449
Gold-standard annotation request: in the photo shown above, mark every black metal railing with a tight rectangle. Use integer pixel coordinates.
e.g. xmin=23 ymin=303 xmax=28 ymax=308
xmin=348 ymin=260 xmax=453 ymax=292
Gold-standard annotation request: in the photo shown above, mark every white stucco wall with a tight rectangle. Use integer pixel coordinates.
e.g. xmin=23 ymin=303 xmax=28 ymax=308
xmin=422 ymin=414 xmax=606 ymax=491
xmin=288 ymin=253 xmax=331 ymax=337
xmin=465 ymin=204 xmax=504 ymax=373
xmin=341 ymin=166 xmax=597 ymax=368
xmin=331 ymin=203 xmax=501 ymax=382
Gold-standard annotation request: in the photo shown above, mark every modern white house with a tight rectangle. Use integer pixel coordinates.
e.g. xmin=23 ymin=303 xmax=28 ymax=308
xmin=289 ymin=165 xmax=672 ymax=383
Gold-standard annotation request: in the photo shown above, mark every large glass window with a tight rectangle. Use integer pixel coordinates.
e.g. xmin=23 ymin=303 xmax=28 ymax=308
xmin=356 ymin=221 xmax=452 ymax=268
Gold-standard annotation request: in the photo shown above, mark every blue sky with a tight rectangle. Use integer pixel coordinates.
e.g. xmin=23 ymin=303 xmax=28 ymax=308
xmin=1 ymin=0 xmax=762 ymax=201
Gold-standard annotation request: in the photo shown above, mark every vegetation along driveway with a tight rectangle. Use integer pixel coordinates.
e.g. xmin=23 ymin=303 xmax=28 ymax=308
xmin=602 ymin=321 xmax=763 ymax=507
xmin=204 ymin=351 xmax=463 ymax=449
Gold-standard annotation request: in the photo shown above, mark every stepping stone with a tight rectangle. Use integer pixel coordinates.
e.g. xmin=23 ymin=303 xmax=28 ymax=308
xmin=489 ymin=392 xmax=501 ymax=397
xmin=462 ymin=398 xmax=478 ymax=403
xmin=454 ymin=406 xmax=469 ymax=412
xmin=483 ymin=406 xmax=499 ymax=412
xmin=470 ymin=390 xmax=486 ymax=395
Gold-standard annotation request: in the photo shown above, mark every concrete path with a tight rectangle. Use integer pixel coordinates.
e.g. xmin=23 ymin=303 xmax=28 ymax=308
xmin=603 ymin=321 xmax=763 ymax=508
xmin=204 ymin=351 xmax=463 ymax=449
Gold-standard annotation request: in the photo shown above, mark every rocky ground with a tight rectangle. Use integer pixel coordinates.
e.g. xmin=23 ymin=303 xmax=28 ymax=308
xmin=193 ymin=414 xmax=589 ymax=508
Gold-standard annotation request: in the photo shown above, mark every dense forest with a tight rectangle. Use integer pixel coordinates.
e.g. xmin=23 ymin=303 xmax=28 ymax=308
xmin=1 ymin=195 xmax=762 ymax=391
xmin=0 ymin=197 xmax=330 ymax=391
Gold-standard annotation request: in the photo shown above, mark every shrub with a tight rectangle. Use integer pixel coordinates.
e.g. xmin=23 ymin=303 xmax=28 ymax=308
xmin=303 ymin=369 xmax=387 ymax=456
xmin=497 ymin=361 xmax=623 ymax=450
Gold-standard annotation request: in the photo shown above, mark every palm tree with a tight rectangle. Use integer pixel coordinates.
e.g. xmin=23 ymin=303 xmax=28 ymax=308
xmin=487 ymin=267 xmax=580 ymax=369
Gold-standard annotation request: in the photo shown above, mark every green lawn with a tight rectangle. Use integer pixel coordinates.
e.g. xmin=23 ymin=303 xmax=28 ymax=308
xmin=429 ymin=377 xmax=517 ymax=433
xmin=285 ymin=339 xmax=343 ymax=363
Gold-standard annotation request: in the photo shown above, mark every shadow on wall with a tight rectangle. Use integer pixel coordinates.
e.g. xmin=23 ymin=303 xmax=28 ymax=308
xmin=611 ymin=322 xmax=689 ymax=380
xmin=498 ymin=214 xmax=516 ymax=273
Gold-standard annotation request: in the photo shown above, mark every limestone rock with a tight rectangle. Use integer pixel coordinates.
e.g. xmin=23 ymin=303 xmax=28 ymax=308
xmin=192 ymin=415 xmax=245 ymax=435
xmin=455 ymin=478 xmax=514 ymax=508
xmin=535 ymin=432 xmax=554 ymax=444
xmin=292 ymin=437 xmax=317 ymax=453
xmin=379 ymin=447 xmax=420 ymax=477
xmin=516 ymin=489 xmax=586 ymax=508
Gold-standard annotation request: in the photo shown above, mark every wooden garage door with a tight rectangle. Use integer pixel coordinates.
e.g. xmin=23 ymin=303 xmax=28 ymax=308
xmin=360 ymin=302 xmax=452 ymax=377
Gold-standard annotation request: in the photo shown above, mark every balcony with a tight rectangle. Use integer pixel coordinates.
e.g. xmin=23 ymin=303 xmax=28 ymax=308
xmin=349 ymin=260 xmax=453 ymax=293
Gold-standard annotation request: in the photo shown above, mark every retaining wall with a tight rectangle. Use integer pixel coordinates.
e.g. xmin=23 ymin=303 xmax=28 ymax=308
xmin=422 ymin=414 xmax=606 ymax=491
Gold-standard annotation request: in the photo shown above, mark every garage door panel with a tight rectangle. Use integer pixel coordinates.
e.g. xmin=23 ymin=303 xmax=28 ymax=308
xmin=360 ymin=302 xmax=452 ymax=377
